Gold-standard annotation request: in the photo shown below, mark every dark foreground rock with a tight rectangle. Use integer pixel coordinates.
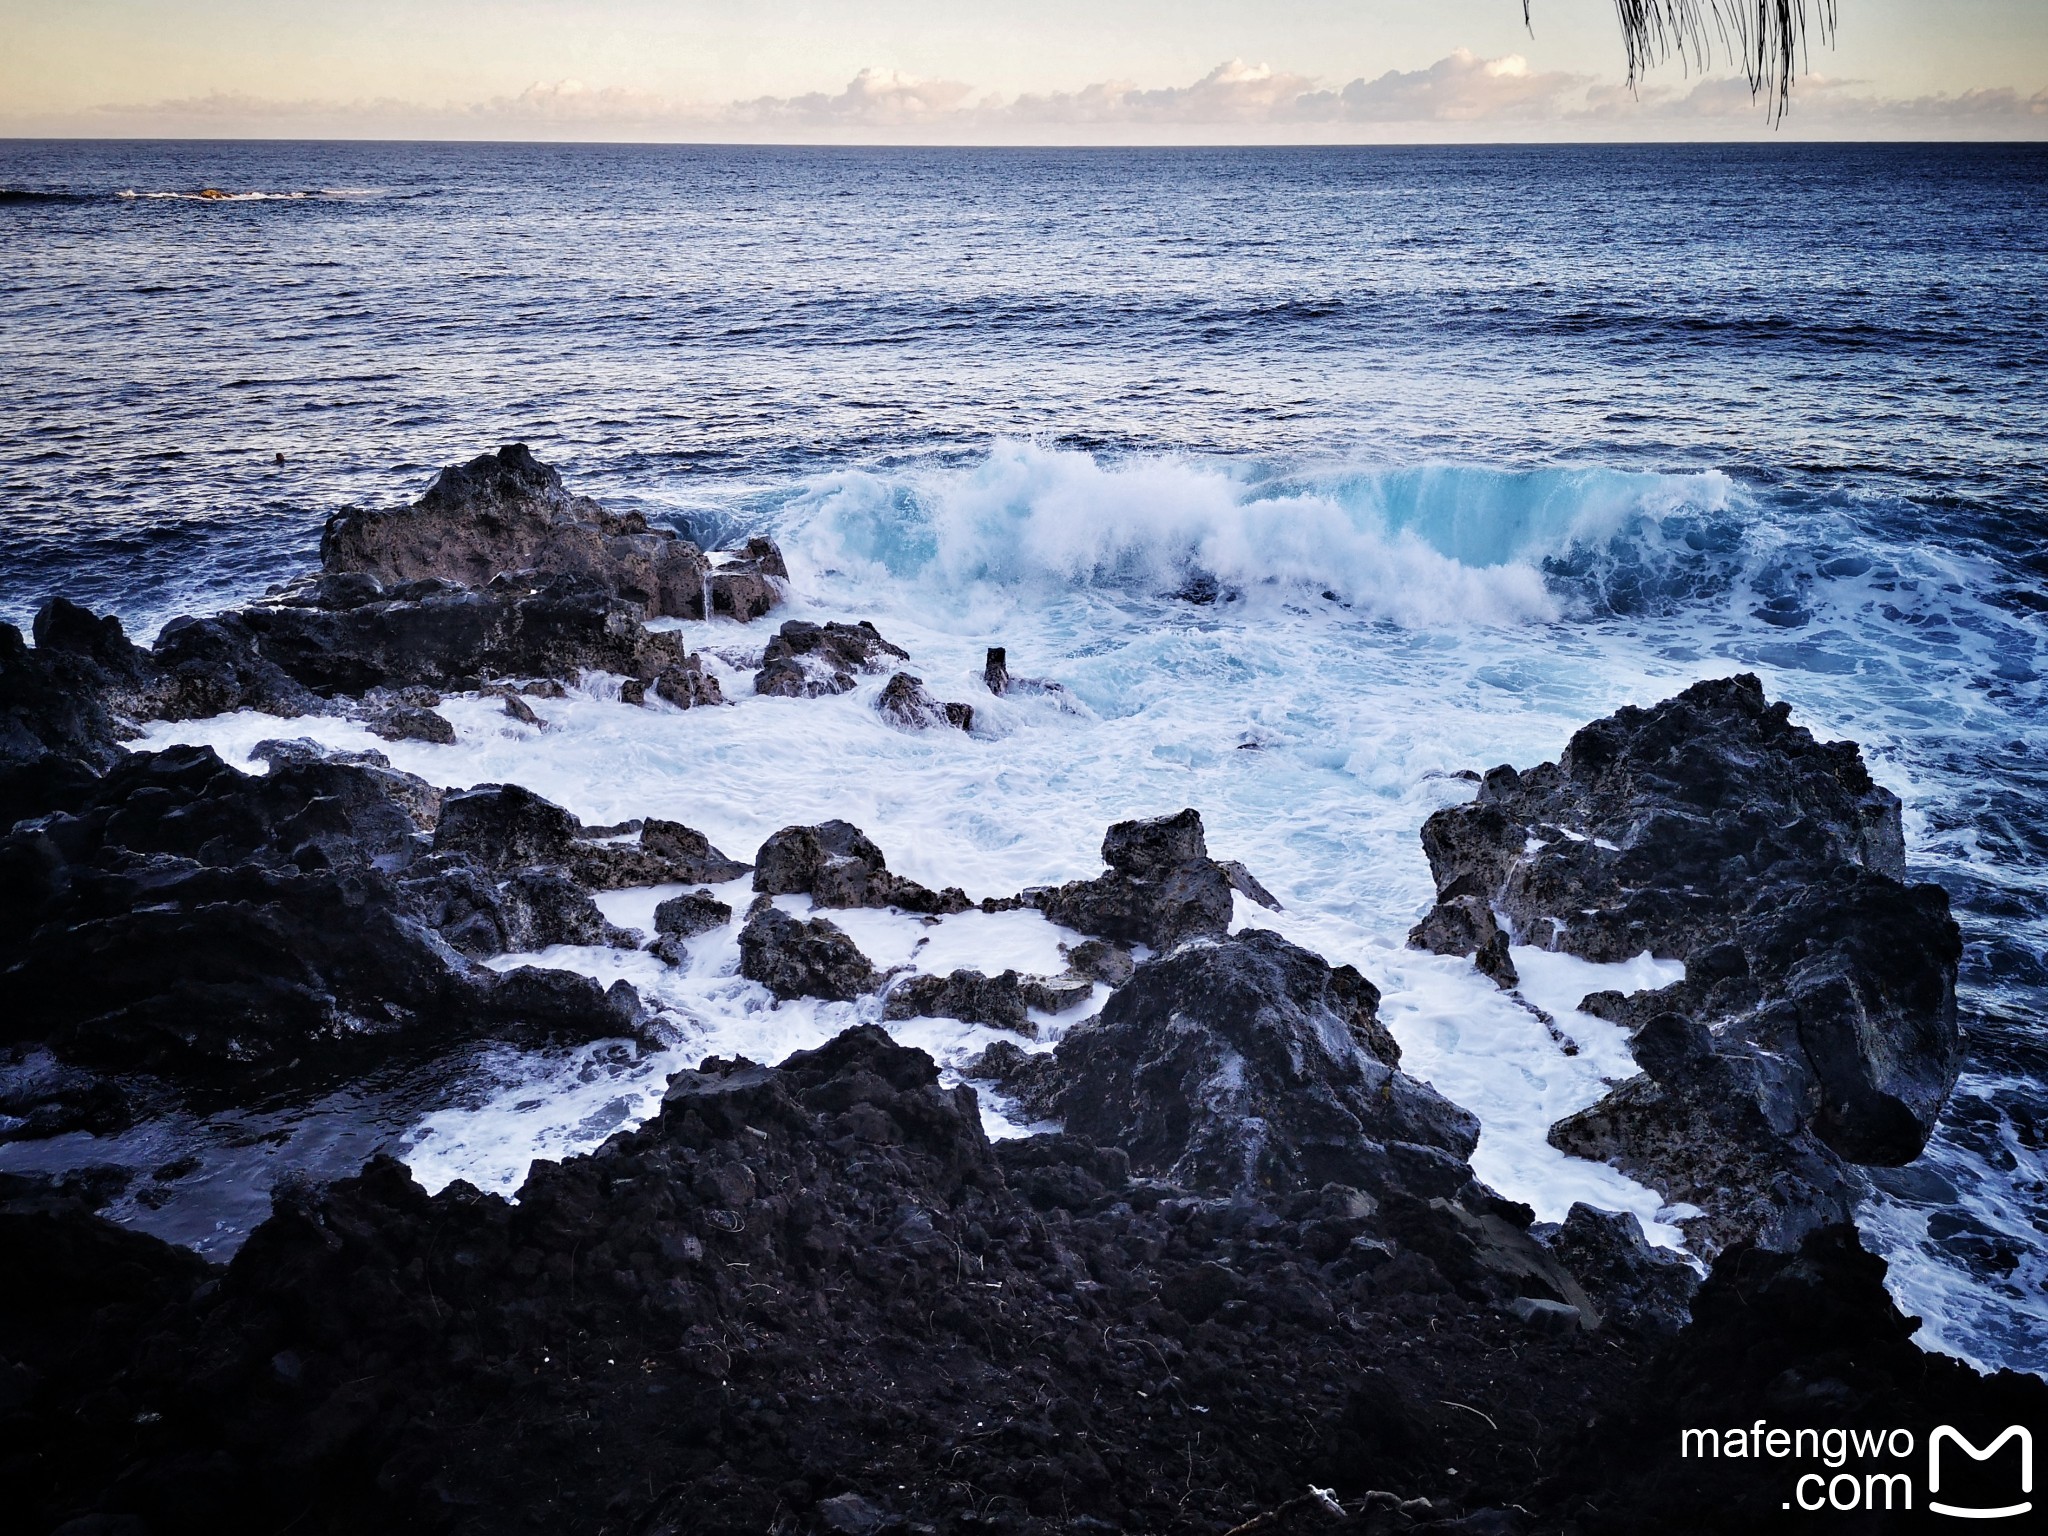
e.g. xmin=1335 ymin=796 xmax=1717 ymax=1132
xmin=0 ymin=745 xmax=666 ymax=1108
xmin=321 ymin=443 xmax=783 ymax=624
xmin=9 ymin=1026 xmax=2034 ymax=1536
xmin=1410 ymin=677 xmax=1962 ymax=1256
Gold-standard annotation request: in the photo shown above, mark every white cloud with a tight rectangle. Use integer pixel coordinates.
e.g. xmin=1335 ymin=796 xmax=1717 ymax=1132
xmin=15 ymin=53 xmax=2046 ymax=141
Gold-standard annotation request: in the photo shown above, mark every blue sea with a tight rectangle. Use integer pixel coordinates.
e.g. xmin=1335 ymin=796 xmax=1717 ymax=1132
xmin=2 ymin=139 xmax=2044 ymax=1376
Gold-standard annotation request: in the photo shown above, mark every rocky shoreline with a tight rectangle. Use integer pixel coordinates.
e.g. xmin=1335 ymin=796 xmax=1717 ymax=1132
xmin=2 ymin=449 xmax=2039 ymax=1535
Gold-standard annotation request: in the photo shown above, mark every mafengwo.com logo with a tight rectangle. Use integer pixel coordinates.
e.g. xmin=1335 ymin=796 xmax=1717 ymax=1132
xmin=1679 ymin=1421 xmax=2033 ymax=1517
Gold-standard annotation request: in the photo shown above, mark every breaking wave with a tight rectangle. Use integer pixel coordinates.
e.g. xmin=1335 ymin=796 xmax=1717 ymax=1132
xmin=769 ymin=439 xmax=1743 ymax=628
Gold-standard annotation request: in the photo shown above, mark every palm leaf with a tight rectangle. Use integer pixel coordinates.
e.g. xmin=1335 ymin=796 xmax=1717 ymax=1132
xmin=1527 ymin=1 xmax=1839 ymax=116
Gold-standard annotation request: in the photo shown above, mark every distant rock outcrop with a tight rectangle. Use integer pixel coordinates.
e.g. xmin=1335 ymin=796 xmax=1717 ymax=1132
xmin=321 ymin=443 xmax=783 ymax=623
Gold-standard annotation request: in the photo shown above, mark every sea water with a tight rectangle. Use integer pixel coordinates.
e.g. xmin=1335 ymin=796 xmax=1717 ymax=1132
xmin=2 ymin=140 xmax=2042 ymax=1376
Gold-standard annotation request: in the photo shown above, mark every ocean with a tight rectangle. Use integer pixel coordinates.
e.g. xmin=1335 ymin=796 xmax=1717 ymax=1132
xmin=1 ymin=138 xmax=2043 ymax=1377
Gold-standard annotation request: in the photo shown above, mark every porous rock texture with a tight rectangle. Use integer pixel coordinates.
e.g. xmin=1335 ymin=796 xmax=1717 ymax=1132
xmin=1410 ymin=676 xmax=1962 ymax=1256
xmin=12 ymin=1027 xmax=2032 ymax=1536
xmin=753 ymin=819 xmax=970 ymax=916
xmin=985 ymin=930 xmax=1464 ymax=1202
xmin=321 ymin=443 xmax=782 ymax=624
xmin=737 ymin=897 xmax=880 ymax=1002
xmin=875 ymin=671 xmax=974 ymax=733
xmin=1033 ymin=808 xmax=1244 ymax=951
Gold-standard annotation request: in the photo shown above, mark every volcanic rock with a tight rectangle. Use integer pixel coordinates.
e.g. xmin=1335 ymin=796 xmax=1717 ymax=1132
xmin=1004 ymin=929 xmax=1459 ymax=1198
xmin=875 ymin=671 xmax=973 ymax=732
xmin=366 ymin=702 xmax=457 ymax=744
xmin=653 ymin=889 xmax=733 ymax=940
xmin=319 ymin=444 xmax=779 ymax=623
xmin=8 ymin=1025 xmax=2036 ymax=1536
xmin=884 ymin=969 xmax=1035 ymax=1035
xmin=752 ymin=619 xmax=908 ymax=698
xmin=1411 ymin=677 xmax=1962 ymax=1254
xmin=1540 ymin=1203 xmax=1699 ymax=1338
xmin=737 ymin=896 xmax=878 ymax=1001
xmin=1037 ymin=808 xmax=1241 ymax=950
xmin=706 ymin=536 xmax=787 ymax=621
xmin=751 ymin=820 xmax=968 ymax=915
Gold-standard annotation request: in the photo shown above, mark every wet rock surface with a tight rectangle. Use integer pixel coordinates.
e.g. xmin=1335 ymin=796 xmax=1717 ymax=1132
xmin=0 ymin=745 xmax=661 ymax=1114
xmin=753 ymin=819 xmax=970 ymax=915
xmin=737 ymin=896 xmax=880 ymax=1001
xmin=875 ymin=671 xmax=974 ymax=732
xmin=992 ymin=930 xmax=1461 ymax=1200
xmin=1036 ymin=808 xmax=1243 ymax=951
xmin=754 ymin=619 xmax=908 ymax=698
xmin=1410 ymin=677 xmax=1963 ymax=1256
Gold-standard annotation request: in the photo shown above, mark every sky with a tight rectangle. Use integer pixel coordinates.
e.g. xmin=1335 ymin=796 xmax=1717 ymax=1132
xmin=4 ymin=0 xmax=2045 ymax=142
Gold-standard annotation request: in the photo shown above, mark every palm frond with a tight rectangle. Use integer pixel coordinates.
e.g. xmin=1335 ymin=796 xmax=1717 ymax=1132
xmin=1526 ymin=1 xmax=1839 ymax=116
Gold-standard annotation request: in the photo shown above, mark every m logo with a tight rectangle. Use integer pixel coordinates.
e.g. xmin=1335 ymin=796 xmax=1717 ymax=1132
xmin=1929 ymin=1426 xmax=2032 ymax=1520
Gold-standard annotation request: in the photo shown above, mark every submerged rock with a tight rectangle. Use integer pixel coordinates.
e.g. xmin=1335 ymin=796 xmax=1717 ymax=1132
xmin=874 ymin=671 xmax=973 ymax=732
xmin=1412 ymin=677 xmax=1962 ymax=1256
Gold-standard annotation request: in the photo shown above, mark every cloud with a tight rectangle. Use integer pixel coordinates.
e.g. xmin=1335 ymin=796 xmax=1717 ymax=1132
xmin=17 ymin=52 xmax=2046 ymax=141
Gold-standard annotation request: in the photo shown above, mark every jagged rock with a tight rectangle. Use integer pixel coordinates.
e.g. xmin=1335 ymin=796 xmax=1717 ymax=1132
xmin=1416 ymin=676 xmax=1907 ymax=963
xmin=752 ymin=620 xmax=907 ymax=698
xmin=915 ymin=688 xmax=967 ymax=728
xmin=1009 ymin=930 xmax=1459 ymax=1198
xmin=320 ymin=444 xmax=748 ymax=621
xmin=1408 ymin=892 xmax=1502 ymax=957
xmin=707 ymin=537 xmax=787 ymax=620
xmin=1474 ymin=930 xmax=1519 ymax=989
xmin=498 ymin=689 xmax=544 ymax=726
xmin=434 ymin=782 xmax=581 ymax=870
xmin=9 ymin=1027 xmax=2036 ymax=1536
xmin=249 ymin=737 xmax=444 ymax=829
xmin=1038 ymin=809 xmax=1237 ymax=950
xmin=497 ymin=868 xmax=636 ymax=951
xmin=567 ymin=818 xmax=750 ymax=890
xmin=737 ymin=897 xmax=877 ymax=1001
xmin=1540 ymin=1203 xmax=1699 ymax=1338
xmin=653 ymin=657 xmax=723 ymax=709
xmin=367 ymin=702 xmax=456 ymax=744
xmin=875 ymin=672 xmax=973 ymax=732
xmin=1549 ymin=1226 xmax=2048 ymax=1532
xmin=1413 ymin=678 xmax=1961 ymax=1254
xmin=0 ymin=756 xmax=653 ymax=1089
xmin=1017 ymin=970 xmax=1095 ymax=1014
xmin=0 ymin=1050 xmax=131 ymax=1143
xmin=983 ymin=646 xmax=1009 ymax=694
xmin=1217 ymin=858 xmax=1283 ymax=911
xmin=751 ymin=820 xmax=968 ymax=915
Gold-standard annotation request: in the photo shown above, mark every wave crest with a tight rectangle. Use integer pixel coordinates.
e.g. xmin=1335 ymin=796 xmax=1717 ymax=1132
xmin=772 ymin=440 xmax=1737 ymax=628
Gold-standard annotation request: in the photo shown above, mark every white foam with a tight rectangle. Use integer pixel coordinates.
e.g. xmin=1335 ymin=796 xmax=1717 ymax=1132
xmin=130 ymin=440 xmax=2048 ymax=1371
